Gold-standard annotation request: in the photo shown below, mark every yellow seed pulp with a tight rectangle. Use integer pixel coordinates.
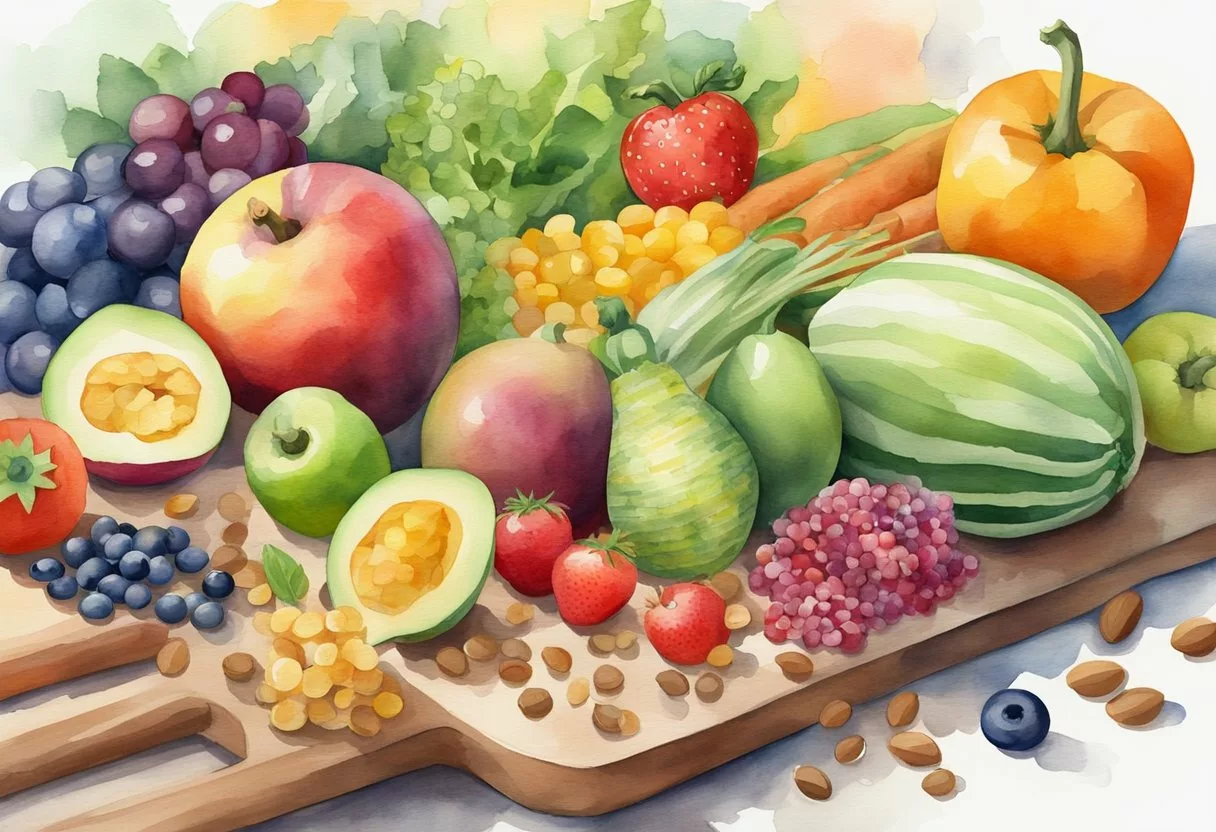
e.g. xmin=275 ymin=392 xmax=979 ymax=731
xmin=349 ymin=500 xmax=462 ymax=615
xmin=80 ymin=352 xmax=201 ymax=442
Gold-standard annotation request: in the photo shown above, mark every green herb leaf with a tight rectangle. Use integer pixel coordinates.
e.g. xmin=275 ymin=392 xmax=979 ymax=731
xmin=61 ymin=108 xmax=128 ymax=157
xmin=744 ymin=76 xmax=799 ymax=149
xmin=96 ymin=54 xmax=159 ymax=126
xmin=261 ymin=544 xmax=310 ymax=606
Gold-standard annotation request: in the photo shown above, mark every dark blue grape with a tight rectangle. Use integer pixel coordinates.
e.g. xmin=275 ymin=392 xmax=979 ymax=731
xmin=31 ymin=203 xmax=107 ymax=278
xmin=118 ymin=522 xmax=138 ymax=537
xmin=0 ymin=345 xmax=9 ymax=394
xmin=135 ymin=275 xmax=181 ymax=318
xmin=103 ymin=532 xmax=134 ymax=561
xmin=154 ymin=593 xmax=188 ymax=624
xmin=79 ymin=592 xmax=114 ymax=620
xmin=47 ymin=575 xmax=79 ymax=600
xmin=28 ymin=167 xmax=87 ymax=211
xmin=74 ymin=143 xmax=132 ymax=200
xmin=191 ymin=601 xmax=225 ymax=630
xmin=66 ymin=258 xmax=139 ymax=319
xmin=0 ymin=182 xmax=45 ymax=247
xmin=119 ymin=550 xmax=151 ymax=581
xmin=132 ymin=526 xmax=169 ymax=557
xmin=175 ymin=546 xmax=209 ymax=574
xmin=165 ymin=525 xmax=190 ymax=554
xmin=76 ymin=557 xmax=114 ymax=591
xmin=4 ymin=331 xmax=58 ymax=394
xmin=202 ymin=570 xmax=235 ymax=599
xmin=90 ymin=186 xmax=133 ymax=222
xmin=166 ymin=243 xmax=188 ymax=274
xmin=28 ymin=557 xmax=65 ymax=581
xmin=97 ymin=573 xmax=132 ymax=603
xmin=124 ymin=583 xmax=153 ymax=610
xmin=6 ymin=247 xmax=55 ymax=291
xmin=183 ymin=591 xmax=208 ymax=615
xmin=147 ymin=555 xmax=175 ymax=585
xmin=61 ymin=536 xmax=96 ymax=568
xmin=35 ymin=283 xmax=82 ymax=340
xmin=108 ymin=200 xmax=175 ymax=270
xmin=158 ymin=183 xmax=209 ymax=244
xmin=0 ymin=281 xmax=38 ymax=344
xmin=124 ymin=139 xmax=186 ymax=200
xmin=91 ymin=516 xmax=119 ymax=546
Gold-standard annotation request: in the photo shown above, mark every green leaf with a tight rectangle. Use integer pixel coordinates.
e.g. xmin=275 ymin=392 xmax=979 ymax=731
xmin=255 ymin=58 xmax=323 ymax=104
xmin=141 ymin=45 xmax=203 ymax=100
xmin=261 ymin=544 xmax=310 ymax=606
xmin=95 ymin=54 xmax=159 ymax=127
xmin=61 ymin=108 xmax=129 ymax=157
xmin=745 ymin=76 xmax=799 ymax=150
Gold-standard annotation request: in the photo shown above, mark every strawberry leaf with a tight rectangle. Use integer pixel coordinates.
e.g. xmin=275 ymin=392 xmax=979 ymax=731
xmin=500 ymin=489 xmax=568 ymax=520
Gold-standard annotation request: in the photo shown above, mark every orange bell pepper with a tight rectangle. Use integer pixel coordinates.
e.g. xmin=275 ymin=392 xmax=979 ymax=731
xmin=936 ymin=21 xmax=1193 ymax=313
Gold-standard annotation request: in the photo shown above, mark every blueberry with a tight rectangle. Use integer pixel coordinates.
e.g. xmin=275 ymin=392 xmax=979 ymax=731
xmin=981 ymin=689 xmax=1051 ymax=751
xmin=89 ymin=186 xmax=134 ymax=222
xmin=118 ymin=522 xmax=138 ymax=537
xmin=90 ymin=516 xmax=119 ymax=546
xmin=165 ymin=525 xmax=190 ymax=553
xmin=66 ymin=258 xmax=139 ymax=319
xmin=134 ymin=275 xmax=181 ymax=318
xmin=47 ymin=575 xmax=79 ymax=600
xmin=31 ymin=203 xmax=108 ymax=278
xmin=0 ymin=345 xmax=9 ymax=393
xmin=0 ymin=280 xmax=39 ymax=345
xmin=183 ymin=591 xmax=208 ymax=615
xmin=132 ymin=525 xmax=169 ymax=557
xmin=35 ymin=283 xmax=82 ymax=340
xmin=4 ymin=330 xmax=58 ymax=394
xmin=79 ymin=591 xmax=115 ymax=620
xmin=7 ymin=247 xmax=55 ymax=292
xmin=154 ymin=593 xmax=188 ymax=624
xmin=191 ymin=601 xmax=225 ymax=630
xmin=118 ymin=550 xmax=151 ymax=581
xmin=0 ymin=181 xmax=45 ymax=247
xmin=74 ymin=143 xmax=132 ymax=200
xmin=124 ymin=583 xmax=153 ymax=610
xmin=147 ymin=555 xmax=175 ymax=585
xmin=75 ymin=556 xmax=114 ymax=590
xmin=28 ymin=557 xmax=65 ymax=582
xmin=175 ymin=546 xmax=209 ymax=573
xmin=61 ymin=536 xmax=96 ymax=568
xmin=103 ymin=532 xmax=134 ymax=561
xmin=97 ymin=573 xmax=132 ymax=603
xmin=202 ymin=569 xmax=235 ymax=599
xmin=28 ymin=167 xmax=88 ymax=211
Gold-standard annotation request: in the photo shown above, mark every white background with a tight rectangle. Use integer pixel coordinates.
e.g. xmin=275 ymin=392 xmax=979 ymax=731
xmin=1 ymin=2 xmax=1215 ymax=831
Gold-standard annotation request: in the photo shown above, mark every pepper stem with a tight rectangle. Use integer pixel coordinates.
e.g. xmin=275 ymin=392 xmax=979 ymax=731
xmin=1039 ymin=20 xmax=1089 ymax=157
xmin=248 ymin=198 xmax=302 ymax=244
xmin=1179 ymin=355 xmax=1216 ymax=390
xmin=273 ymin=428 xmax=310 ymax=456
xmin=6 ymin=456 xmax=33 ymax=484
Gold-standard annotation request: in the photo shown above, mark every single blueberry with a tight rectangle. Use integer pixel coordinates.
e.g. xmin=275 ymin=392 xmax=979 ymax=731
xmin=61 ymin=536 xmax=95 ymax=568
xmin=97 ymin=573 xmax=132 ymax=603
xmin=165 ymin=525 xmax=190 ymax=554
xmin=28 ymin=557 xmax=65 ymax=582
xmin=183 ymin=591 xmax=208 ymax=615
xmin=124 ymin=583 xmax=153 ymax=610
xmin=4 ymin=330 xmax=58 ymax=394
xmin=154 ymin=593 xmax=188 ymax=624
xmin=175 ymin=546 xmax=209 ymax=574
xmin=103 ymin=532 xmax=134 ymax=561
xmin=90 ymin=516 xmax=119 ymax=546
xmin=28 ymin=167 xmax=88 ymax=211
xmin=79 ymin=592 xmax=114 ymax=620
xmin=47 ymin=575 xmax=79 ymax=600
xmin=980 ymin=689 xmax=1051 ymax=752
xmin=35 ymin=283 xmax=82 ymax=341
xmin=75 ymin=557 xmax=114 ymax=590
xmin=118 ymin=522 xmax=138 ymax=537
xmin=118 ymin=550 xmax=151 ymax=581
xmin=147 ymin=555 xmax=175 ymax=585
xmin=0 ymin=281 xmax=39 ymax=345
xmin=191 ymin=601 xmax=225 ymax=630
xmin=6 ymin=247 xmax=55 ymax=292
xmin=202 ymin=569 xmax=235 ymax=600
xmin=132 ymin=525 xmax=169 ymax=557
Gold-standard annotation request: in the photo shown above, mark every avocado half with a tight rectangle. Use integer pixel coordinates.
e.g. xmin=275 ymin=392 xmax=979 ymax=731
xmin=42 ymin=305 xmax=231 ymax=485
xmin=327 ymin=468 xmax=495 ymax=644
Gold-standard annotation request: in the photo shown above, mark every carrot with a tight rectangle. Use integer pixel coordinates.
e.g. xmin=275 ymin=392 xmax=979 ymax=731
xmin=794 ymin=122 xmax=952 ymax=244
xmin=861 ymin=189 xmax=939 ymax=246
xmin=727 ymin=146 xmax=881 ymax=233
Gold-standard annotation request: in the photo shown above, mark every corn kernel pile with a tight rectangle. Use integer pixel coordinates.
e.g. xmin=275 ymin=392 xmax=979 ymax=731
xmin=351 ymin=500 xmax=460 ymax=616
xmin=252 ymin=605 xmax=405 ymax=736
xmin=487 ymin=201 xmax=747 ymax=345
xmin=81 ymin=352 xmax=201 ymax=441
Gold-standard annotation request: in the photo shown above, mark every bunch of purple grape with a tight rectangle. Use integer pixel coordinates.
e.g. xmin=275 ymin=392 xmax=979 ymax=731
xmin=0 ymin=71 xmax=308 ymax=396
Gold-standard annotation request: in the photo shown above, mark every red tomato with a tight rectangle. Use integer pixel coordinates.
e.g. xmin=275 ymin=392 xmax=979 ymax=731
xmin=0 ymin=418 xmax=88 ymax=555
xmin=493 ymin=491 xmax=574 ymax=596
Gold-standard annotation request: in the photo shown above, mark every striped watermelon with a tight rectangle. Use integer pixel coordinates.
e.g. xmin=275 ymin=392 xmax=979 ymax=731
xmin=806 ymin=253 xmax=1144 ymax=538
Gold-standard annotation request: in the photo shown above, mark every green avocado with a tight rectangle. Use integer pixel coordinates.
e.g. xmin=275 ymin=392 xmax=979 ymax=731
xmin=327 ymin=468 xmax=495 ymax=644
xmin=706 ymin=331 xmax=842 ymax=527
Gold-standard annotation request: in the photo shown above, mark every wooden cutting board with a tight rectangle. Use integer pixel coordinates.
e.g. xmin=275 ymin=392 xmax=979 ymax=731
xmin=3 ymin=390 xmax=1216 ymax=831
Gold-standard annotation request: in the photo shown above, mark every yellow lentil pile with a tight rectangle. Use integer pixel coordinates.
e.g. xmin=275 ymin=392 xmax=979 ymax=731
xmin=80 ymin=352 xmax=201 ymax=441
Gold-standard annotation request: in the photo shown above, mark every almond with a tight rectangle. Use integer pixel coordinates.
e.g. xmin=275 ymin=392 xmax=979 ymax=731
xmin=886 ymin=691 xmax=919 ymax=727
xmin=695 ymin=671 xmax=724 ymax=702
xmin=593 ymin=703 xmax=622 ymax=733
xmin=541 ymin=646 xmax=572 ymax=674
xmin=793 ymin=765 xmax=832 ymax=801
xmin=517 ymin=688 xmax=553 ymax=719
xmin=656 ymin=669 xmax=690 ymax=696
xmin=1066 ymin=660 xmax=1126 ymax=697
xmin=708 ymin=571 xmax=741 ymax=601
xmin=834 ymin=735 xmax=865 ymax=764
xmin=922 ymin=768 xmax=956 ymax=797
xmin=819 ymin=699 xmax=852 ymax=728
xmin=498 ymin=659 xmax=532 ymax=684
xmin=888 ymin=731 xmax=942 ymax=767
xmin=500 ymin=638 xmax=532 ymax=662
xmin=593 ymin=664 xmax=624 ymax=694
xmin=436 ymin=647 xmax=468 ymax=678
xmin=774 ymin=652 xmax=814 ymax=681
xmin=724 ymin=604 xmax=751 ymax=630
xmin=164 ymin=493 xmax=199 ymax=519
xmin=156 ymin=638 xmax=190 ymax=676
xmin=1099 ymin=590 xmax=1142 ymax=644
xmin=1170 ymin=617 xmax=1216 ymax=657
xmin=1106 ymin=687 xmax=1164 ymax=726
xmin=589 ymin=633 xmax=617 ymax=655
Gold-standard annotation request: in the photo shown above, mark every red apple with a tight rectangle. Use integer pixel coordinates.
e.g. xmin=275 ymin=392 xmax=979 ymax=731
xmin=180 ymin=163 xmax=458 ymax=432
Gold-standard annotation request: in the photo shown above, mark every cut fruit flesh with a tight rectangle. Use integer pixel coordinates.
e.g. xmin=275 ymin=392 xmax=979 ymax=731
xmin=351 ymin=500 xmax=463 ymax=615
xmin=81 ymin=351 xmax=201 ymax=442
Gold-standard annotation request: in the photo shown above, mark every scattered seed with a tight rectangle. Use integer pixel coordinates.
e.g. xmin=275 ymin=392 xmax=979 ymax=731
xmin=695 ymin=671 xmax=723 ymax=702
xmin=271 ymin=637 xmax=305 ymax=665
xmin=499 ymin=659 xmax=533 ymax=684
xmin=708 ymin=571 xmax=741 ymax=601
xmin=888 ymin=731 xmax=942 ymax=767
xmin=218 ymin=492 xmax=248 ymax=522
xmin=270 ymin=699 xmax=307 ymax=732
xmin=819 ymin=700 xmax=852 ymax=728
xmin=724 ymin=604 xmax=751 ymax=630
xmin=1170 ymin=616 xmax=1216 ymax=657
xmin=567 ymin=676 xmax=590 ymax=706
xmin=292 ymin=611 xmax=325 ymax=640
xmin=222 ymin=652 xmax=256 ymax=682
xmin=233 ymin=561 xmax=266 ymax=589
xmin=349 ymin=705 xmax=381 ymax=737
xmin=269 ymin=607 xmax=301 ymax=634
xmin=373 ymin=691 xmax=404 ymax=719
xmin=774 ymin=652 xmax=814 ymax=681
xmin=518 ymin=687 xmax=553 ymax=719
xmin=210 ymin=545 xmax=247 ymax=575
xmin=252 ymin=611 xmax=273 ymax=636
xmin=593 ymin=703 xmax=623 ymax=733
xmin=222 ymin=523 xmax=249 ymax=545
xmin=618 ymin=709 xmax=641 ymax=737
xmin=164 ymin=493 xmax=199 ymax=519
xmin=706 ymin=644 xmax=733 ymax=668
xmin=541 ymin=646 xmax=572 ymax=674
xmin=590 ymin=633 xmax=617 ymax=654
xmin=269 ymin=657 xmax=304 ymax=692
xmin=501 ymin=638 xmax=532 ymax=662
xmin=922 ymin=768 xmax=956 ymax=797
xmin=1099 ymin=590 xmax=1143 ymax=644
xmin=656 ymin=669 xmax=689 ymax=696
xmin=436 ymin=647 xmax=469 ymax=677
xmin=1106 ymin=687 xmax=1165 ymax=726
xmin=302 ymin=665 xmax=334 ymax=698
xmin=615 ymin=630 xmax=638 ymax=650
xmin=463 ymin=634 xmax=499 ymax=661
xmin=505 ymin=602 xmax=535 ymax=625
xmin=887 ymin=691 xmax=920 ymax=727
xmin=307 ymin=699 xmax=338 ymax=726
xmin=793 ymin=765 xmax=832 ymax=801
xmin=593 ymin=664 xmax=624 ymax=693
xmin=247 ymin=583 xmax=273 ymax=606
xmin=834 ymin=735 xmax=865 ymax=764
xmin=1067 ymin=660 xmax=1127 ymax=697
xmin=156 ymin=638 xmax=190 ymax=676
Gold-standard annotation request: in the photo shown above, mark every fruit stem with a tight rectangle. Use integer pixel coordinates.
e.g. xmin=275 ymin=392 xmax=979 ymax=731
xmin=1179 ymin=354 xmax=1216 ymax=390
xmin=6 ymin=455 xmax=32 ymax=484
xmin=624 ymin=81 xmax=683 ymax=109
xmin=540 ymin=322 xmax=568 ymax=345
xmin=273 ymin=428 xmax=311 ymax=456
xmin=248 ymin=198 xmax=302 ymax=244
xmin=1039 ymin=20 xmax=1089 ymax=158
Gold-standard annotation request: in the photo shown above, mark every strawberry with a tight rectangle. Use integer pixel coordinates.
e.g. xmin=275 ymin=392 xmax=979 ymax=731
xmin=551 ymin=531 xmax=638 ymax=626
xmin=620 ymin=61 xmax=759 ymax=211
xmin=494 ymin=490 xmax=574 ymax=596
xmin=644 ymin=582 xmax=730 ymax=665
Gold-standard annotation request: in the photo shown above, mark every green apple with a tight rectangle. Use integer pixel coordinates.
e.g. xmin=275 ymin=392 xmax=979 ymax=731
xmin=244 ymin=387 xmax=391 ymax=537
xmin=1124 ymin=312 xmax=1216 ymax=454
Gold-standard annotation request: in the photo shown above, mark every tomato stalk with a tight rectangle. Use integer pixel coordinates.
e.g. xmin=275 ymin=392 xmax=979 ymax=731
xmin=1039 ymin=20 xmax=1090 ymax=158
